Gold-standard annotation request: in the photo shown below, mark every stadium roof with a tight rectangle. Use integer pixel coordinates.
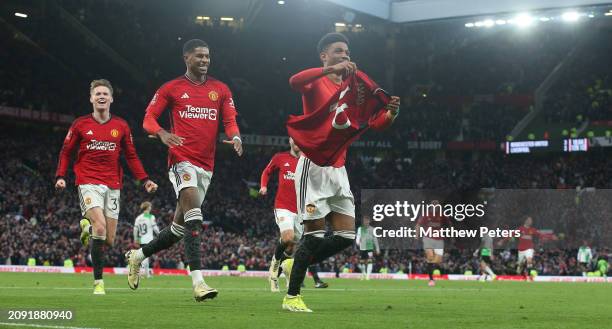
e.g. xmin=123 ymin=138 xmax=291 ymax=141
xmin=325 ymin=0 xmax=612 ymax=23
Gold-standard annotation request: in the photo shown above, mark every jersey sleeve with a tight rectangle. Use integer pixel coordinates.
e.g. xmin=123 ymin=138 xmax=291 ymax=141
xmin=289 ymin=68 xmax=323 ymax=93
xmin=369 ymin=108 xmax=395 ymax=131
xmin=260 ymin=154 xmax=279 ymax=188
xmin=220 ymin=84 xmax=240 ymax=138
xmin=143 ymin=84 xmax=172 ymax=135
xmin=55 ymin=121 xmax=81 ymax=179
xmin=121 ymin=123 xmax=149 ymax=182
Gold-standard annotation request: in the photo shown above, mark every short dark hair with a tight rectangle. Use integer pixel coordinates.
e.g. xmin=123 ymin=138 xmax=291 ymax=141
xmin=183 ymin=39 xmax=209 ymax=55
xmin=317 ymin=32 xmax=349 ymax=54
xmin=90 ymin=79 xmax=113 ymax=95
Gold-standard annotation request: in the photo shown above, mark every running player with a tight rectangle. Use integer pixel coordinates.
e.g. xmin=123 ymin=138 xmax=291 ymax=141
xmin=282 ymin=32 xmax=400 ymax=312
xmin=260 ymin=138 xmax=327 ymax=291
xmin=477 ymin=234 xmax=496 ymax=281
xmin=55 ymin=79 xmax=158 ymax=295
xmin=125 ymin=39 xmax=242 ymax=302
xmin=415 ymin=200 xmax=450 ymax=287
xmin=133 ymin=201 xmax=160 ymax=278
xmin=356 ymin=215 xmax=380 ymax=280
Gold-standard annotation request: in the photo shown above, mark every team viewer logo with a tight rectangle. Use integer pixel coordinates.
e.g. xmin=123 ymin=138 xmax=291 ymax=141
xmin=183 ymin=173 xmax=191 ymax=181
xmin=306 ymin=204 xmax=316 ymax=215
xmin=110 ymin=129 xmax=119 ymax=138
xmin=208 ymin=91 xmax=219 ymax=101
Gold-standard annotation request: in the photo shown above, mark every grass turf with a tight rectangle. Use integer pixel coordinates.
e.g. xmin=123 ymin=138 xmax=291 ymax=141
xmin=0 ymin=273 xmax=609 ymax=329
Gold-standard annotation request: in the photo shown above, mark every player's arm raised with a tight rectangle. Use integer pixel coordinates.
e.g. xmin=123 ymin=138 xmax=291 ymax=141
xmin=121 ymin=123 xmax=157 ymax=193
xmin=143 ymin=87 xmax=185 ymax=148
xmin=288 ymin=62 xmax=357 ymax=92
xmin=55 ymin=122 xmax=81 ymax=191
xmin=220 ymin=86 xmax=243 ymax=156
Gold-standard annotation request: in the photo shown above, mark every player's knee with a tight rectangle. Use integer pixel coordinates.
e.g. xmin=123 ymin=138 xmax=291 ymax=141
xmin=281 ymin=230 xmax=295 ymax=244
xmin=93 ymin=225 xmax=106 ymax=238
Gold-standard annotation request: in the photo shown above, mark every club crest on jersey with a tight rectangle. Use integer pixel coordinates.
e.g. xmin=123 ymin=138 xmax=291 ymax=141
xmin=183 ymin=173 xmax=191 ymax=181
xmin=85 ymin=197 xmax=92 ymax=205
xmin=208 ymin=91 xmax=219 ymax=101
xmin=110 ymin=129 xmax=119 ymax=138
xmin=306 ymin=204 xmax=316 ymax=215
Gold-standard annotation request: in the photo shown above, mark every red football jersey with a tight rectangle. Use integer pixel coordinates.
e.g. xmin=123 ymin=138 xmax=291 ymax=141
xmin=260 ymin=151 xmax=298 ymax=212
xmin=517 ymin=226 xmax=540 ymax=251
xmin=143 ymin=75 xmax=240 ymax=171
xmin=287 ymin=70 xmax=393 ymax=167
xmin=417 ymin=215 xmax=450 ymax=241
xmin=56 ymin=114 xmax=149 ymax=189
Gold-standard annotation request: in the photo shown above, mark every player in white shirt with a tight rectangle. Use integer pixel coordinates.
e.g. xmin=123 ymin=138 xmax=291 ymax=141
xmin=133 ymin=202 xmax=160 ymax=278
xmin=577 ymin=241 xmax=593 ymax=277
xmin=356 ymin=215 xmax=380 ymax=280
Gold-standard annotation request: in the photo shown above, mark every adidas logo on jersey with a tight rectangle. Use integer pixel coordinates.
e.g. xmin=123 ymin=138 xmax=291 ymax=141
xmin=86 ymin=130 xmax=94 ymax=135
xmin=181 ymin=93 xmax=190 ymax=99
xmin=284 ymin=162 xmax=290 ymax=167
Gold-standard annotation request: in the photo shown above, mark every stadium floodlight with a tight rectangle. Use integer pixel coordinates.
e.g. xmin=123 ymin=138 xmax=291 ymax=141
xmin=588 ymin=14 xmax=594 ymax=18
xmin=514 ymin=13 xmax=535 ymax=27
xmin=562 ymin=12 xmax=581 ymax=22
xmin=196 ymin=16 xmax=210 ymax=20
xmin=335 ymin=22 xmax=346 ymax=27
xmin=483 ymin=19 xmax=494 ymax=27
xmin=605 ymin=12 xmax=612 ymax=16
xmin=14 ymin=12 xmax=28 ymax=18
xmin=277 ymin=0 xmax=285 ymax=4
xmin=495 ymin=19 xmax=507 ymax=25
xmin=220 ymin=17 xmax=234 ymax=21
xmin=355 ymin=24 xmax=362 ymax=28
xmin=539 ymin=17 xmax=550 ymax=22
xmin=465 ymin=22 xmax=475 ymax=28
xmin=474 ymin=21 xmax=484 ymax=27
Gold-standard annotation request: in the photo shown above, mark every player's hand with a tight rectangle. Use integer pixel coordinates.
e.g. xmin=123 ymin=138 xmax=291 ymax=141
xmin=55 ymin=178 xmax=66 ymax=191
xmin=329 ymin=61 xmax=357 ymax=77
xmin=157 ymin=130 xmax=184 ymax=148
xmin=259 ymin=186 xmax=267 ymax=196
xmin=385 ymin=96 xmax=400 ymax=116
xmin=223 ymin=136 xmax=243 ymax=156
xmin=144 ymin=179 xmax=158 ymax=193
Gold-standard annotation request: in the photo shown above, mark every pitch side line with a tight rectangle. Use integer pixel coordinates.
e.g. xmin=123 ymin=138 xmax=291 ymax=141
xmin=0 ymin=286 xmax=497 ymax=292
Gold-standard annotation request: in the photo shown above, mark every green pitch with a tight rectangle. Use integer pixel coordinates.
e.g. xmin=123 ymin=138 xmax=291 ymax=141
xmin=0 ymin=273 xmax=609 ymax=329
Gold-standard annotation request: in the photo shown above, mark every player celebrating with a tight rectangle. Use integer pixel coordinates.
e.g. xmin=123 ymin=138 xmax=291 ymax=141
xmin=498 ymin=216 xmax=542 ymax=280
xmin=133 ymin=201 xmax=160 ymax=278
xmin=125 ymin=39 xmax=242 ymax=302
xmin=415 ymin=200 xmax=450 ymax=287
xmin=260 ymin=138 xmax=327 ymax=292
xmin=282 ymin=32 xmax=400 ymax=312
xmin=356 ymin=215 xmax=380 ymax=280
xmin=55 ymin=79 xmax=158 ymax=295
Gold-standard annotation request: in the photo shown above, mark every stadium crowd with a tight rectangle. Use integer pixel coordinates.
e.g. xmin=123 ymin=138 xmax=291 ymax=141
xmin=1 ymin=125 xmax=611 ymax=276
